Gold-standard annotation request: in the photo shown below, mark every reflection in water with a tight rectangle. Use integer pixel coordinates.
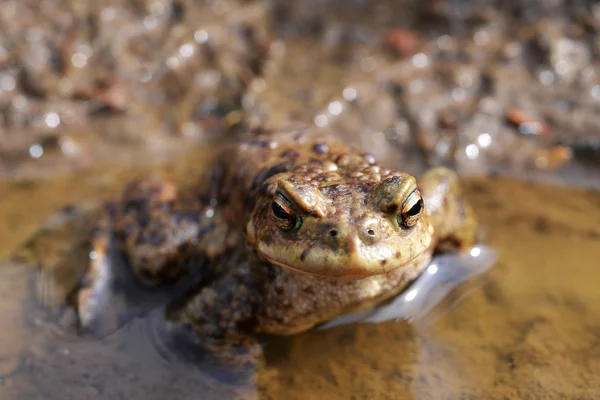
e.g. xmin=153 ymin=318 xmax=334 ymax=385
xmin=320 ymin=245 xmax=497 ymax=329
xmin=0 ymin=262 xmax=259 ymax=400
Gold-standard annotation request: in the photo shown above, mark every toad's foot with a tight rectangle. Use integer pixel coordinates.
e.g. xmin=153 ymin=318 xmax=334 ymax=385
xmin=76 ymin=211 xmax=115 ymax=332
xmin=419 ymin=167 xmax=477 ymax=251
xmin=167 ymin=255 xmax=263 ymax=352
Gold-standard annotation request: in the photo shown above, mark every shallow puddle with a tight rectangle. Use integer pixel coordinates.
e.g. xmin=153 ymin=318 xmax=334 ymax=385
xmin=0 ymin=150 xmax=599 ymax=399
xmin=2 ymin=0 xmax=600 ymax=397
xmin=260 ymin=177 xmax=600 ymax=399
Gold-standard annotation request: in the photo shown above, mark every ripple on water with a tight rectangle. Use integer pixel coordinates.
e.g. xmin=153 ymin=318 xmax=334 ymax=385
xmin=319 ymin=245 xmax=498 ymax=330
xmin=0 ymin=261 xmax=259 ymax=400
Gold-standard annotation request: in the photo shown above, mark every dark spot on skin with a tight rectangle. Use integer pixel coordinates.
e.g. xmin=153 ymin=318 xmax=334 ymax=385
xmin=247 ymin=139 xmax=271 ymax=148
xmin=137 ymin=209 xmax=154 ymax=228
xmin=105 ymin=201 xmax=119 ymax=217
xmin=312 ymin=142 xmax=329 ymax=154
xmin=281 ymin=149 xmax=299 ymax=158
xmin=116 ymin=221 xmax=134 ymax=240
xmin=302 ymin=286 xmax=316 ymax=295
xmin=300 ymin=248 xmax=310 ymax=261
xmin=262 ymin=233 xmax=274 ymax=245
xmin=384 ymin=204 xmax=398 ymax=214
xmin=386 ymin=176 xmax=402 ymax=185
xmin=380 ymin=258 xmax=387 ymax=266
xmin=146 ymin=229 xmax=165 ymax=246
xmin=251 ymin=162 xmax=292 ymax=190
xmin=250 ymin=126 xmax=271 ymax=136
xmin=122 ymin=199 xmax=145 ymax=214
xmin=395 ymin=251 xmax=401 ymax=258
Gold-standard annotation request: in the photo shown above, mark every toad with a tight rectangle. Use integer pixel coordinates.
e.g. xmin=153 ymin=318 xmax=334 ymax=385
xmin=77 ymin=125 xmax=477 ymax=351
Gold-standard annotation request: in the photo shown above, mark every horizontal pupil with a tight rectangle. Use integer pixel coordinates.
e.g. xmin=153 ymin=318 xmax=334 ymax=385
xmin=272 ymin=201 xmax=292 ymax=219
xmin=406 ymin=199 xmax=423 ymax=217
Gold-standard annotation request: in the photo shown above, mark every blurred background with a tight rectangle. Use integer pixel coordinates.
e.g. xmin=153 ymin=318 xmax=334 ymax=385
xmin=0 ymin=0 xmax=598 ymax=183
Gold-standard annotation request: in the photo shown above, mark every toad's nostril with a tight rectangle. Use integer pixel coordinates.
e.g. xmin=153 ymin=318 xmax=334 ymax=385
xmin=329 ymin=229 xmax=338 ymax=237
xmin=367 ymin=229 xmax=375 ymax=236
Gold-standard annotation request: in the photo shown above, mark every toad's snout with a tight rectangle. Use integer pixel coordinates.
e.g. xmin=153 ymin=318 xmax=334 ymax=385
xmin=322 ymin=217 xmax=381 ymax=249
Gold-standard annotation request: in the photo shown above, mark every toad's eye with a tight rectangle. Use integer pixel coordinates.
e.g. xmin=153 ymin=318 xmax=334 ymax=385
xmin=272 ymin=193 xmax=302 ymax=231
xmin=398 ymin=190 xmax=424 ymax=229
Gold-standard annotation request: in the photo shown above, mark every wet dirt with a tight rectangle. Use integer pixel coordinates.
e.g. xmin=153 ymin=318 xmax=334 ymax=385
xmin=0 ymin=146 xmax=599 ymax=399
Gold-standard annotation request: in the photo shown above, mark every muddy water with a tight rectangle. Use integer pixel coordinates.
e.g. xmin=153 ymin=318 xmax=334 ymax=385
xmin=0 ymin=148 xmax=599 ymax=399
xmin=261 ymin=178 xmax=600 ymax=399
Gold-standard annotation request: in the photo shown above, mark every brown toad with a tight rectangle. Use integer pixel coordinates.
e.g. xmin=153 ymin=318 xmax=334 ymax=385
xmin=77 ymin=125 xmax=476 ymax=348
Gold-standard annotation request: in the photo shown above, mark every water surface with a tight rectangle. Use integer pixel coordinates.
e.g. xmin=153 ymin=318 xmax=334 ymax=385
xmin=0 ymin=149 xmax=599 ymax=399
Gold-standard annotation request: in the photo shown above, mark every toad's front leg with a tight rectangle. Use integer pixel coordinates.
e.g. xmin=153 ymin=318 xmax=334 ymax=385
xmin=161 ymin=256 xmax=267 ymax=377
xmin=419 ymin=167 xmax=477 ymax=251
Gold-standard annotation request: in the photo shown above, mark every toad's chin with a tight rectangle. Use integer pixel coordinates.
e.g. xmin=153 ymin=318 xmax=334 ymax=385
xmin=257 ymin=248 xmax=431 ymax=281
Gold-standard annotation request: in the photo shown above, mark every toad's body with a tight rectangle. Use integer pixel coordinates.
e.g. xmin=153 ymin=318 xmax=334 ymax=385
xmin=78 ymin=126 xmax=476 ymax=345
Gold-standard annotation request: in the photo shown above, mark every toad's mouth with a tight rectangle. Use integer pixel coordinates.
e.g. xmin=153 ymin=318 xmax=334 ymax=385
xmin=260 ymin=248 xmax=432 ymax=280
